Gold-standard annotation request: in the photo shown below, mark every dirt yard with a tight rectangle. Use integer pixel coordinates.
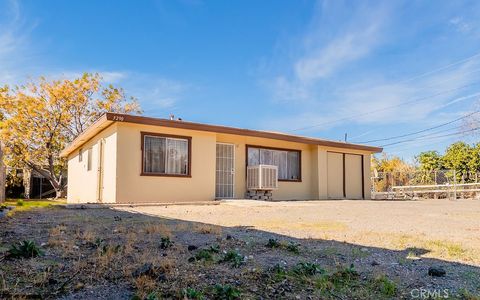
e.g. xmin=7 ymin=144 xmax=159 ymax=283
xmin=123 ymin=199 xmax=480 ymax=266
xmin=0 ymin=199 xmax=479 ymax=299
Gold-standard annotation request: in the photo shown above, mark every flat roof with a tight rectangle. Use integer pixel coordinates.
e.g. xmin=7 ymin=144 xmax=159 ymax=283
xmin=60 ymin=112 xmax=383 ymax=157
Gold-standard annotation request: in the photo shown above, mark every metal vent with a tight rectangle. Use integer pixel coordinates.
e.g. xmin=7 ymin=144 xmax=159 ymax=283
xmin=247 ymin=165 xmax=278 ymax=190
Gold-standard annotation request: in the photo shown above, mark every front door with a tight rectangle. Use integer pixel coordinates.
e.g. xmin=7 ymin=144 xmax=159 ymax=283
xmin=215 ymin=143 xmax=235 ymax=199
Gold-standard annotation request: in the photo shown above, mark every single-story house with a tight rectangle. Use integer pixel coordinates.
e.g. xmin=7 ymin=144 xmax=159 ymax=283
xmin=60 ymin=113 xmax=382 ymax=204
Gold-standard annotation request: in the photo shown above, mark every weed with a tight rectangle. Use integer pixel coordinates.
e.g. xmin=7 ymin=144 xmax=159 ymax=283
xmin=374 ymin=275 xmax=397 ymax=297
xmin=220 ymin=250 xmax=244 ymax=268
xmin=208 ymin=245 xmax=220 ymax=253
xmin=16 ymin=200 xmax=24 ymax=206
xmin=182 ymin=287 xmax=205 ymax=299
xmin=195 ymin=249 xmax=214 ymax=262
xmin=193 ymin=224 xmax=222 ymax=235
xmin=286 ymin=242 xmax=300 ymax=254
xmin=143 ymin=223 xmax=172 ymax=237
xmin=292 ymin=262 xmax=324 ymax=276
xmin=213 ymin=284 xmax=241 ymax=300
xmin=7 ymin=240 xmax=44 ymax=259
xmin=160 ymin=237 xmax=173 ymax=249
xmin=133 ymin=275 xmax=157 ymax=299
xmin=351 ymin=247 xmax=370 ymax=258
xmin=266 ymin=238 xmax=281 ymax=248
xmin=266 ymin=239 xmax=300 ymax=254
xmin=268 ymin=264 xmax=287 ymax=280
xmin=145 ymin=293 xmax=159 ymax=300
xmin=330 ymin=264 xmax=359 ymax=287
xmin=458 ymin=289 xmax=480 ymax=300
xmin=100 ymin=243 xmax=123 ymax=255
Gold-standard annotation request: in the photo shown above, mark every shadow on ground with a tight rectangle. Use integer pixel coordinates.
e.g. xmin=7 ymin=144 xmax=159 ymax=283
xmin=0 ymin=206 xmax=478 ymax=299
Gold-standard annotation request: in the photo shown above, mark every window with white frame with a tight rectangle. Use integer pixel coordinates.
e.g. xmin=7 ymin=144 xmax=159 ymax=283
xmin=142 ymin=134 xmax=190 ymax=176
xmin=247 ymin=146 xmax=300 ymax=181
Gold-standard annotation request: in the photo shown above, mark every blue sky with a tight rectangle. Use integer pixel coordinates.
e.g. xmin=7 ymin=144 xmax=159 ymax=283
xmin=1 ymin=0 xmax=480 ymax=160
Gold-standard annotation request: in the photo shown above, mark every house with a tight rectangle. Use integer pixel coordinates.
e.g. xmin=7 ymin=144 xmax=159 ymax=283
xmin=60 ymin=113 xmax=382 ymax=204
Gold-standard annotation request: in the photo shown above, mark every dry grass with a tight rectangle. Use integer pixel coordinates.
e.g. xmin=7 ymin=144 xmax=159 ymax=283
xmin=143 ymin=222 xmax=172 ymax=237
xmin=133 ymin=275 xmax=157 ymax=299
xmin=193 ymin=223 xmax=223 ymax=235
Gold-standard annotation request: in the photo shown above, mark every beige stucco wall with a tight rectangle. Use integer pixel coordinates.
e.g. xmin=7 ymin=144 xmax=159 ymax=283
xmin=67 ymin=124 xmax=117 ymax=204
xmin=216 ymin=133 xmax=314 ymax=200
xmin=115 ymin=123 xmax=216 ymax=203
xmin=67 ymin=121 xmax=375 ymax=203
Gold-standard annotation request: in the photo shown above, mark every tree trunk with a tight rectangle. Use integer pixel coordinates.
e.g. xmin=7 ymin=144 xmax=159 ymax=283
xmin=0 ymin=142 xmax=5 ymax=203
xmin=23 ymin=167 xmax=31 ymax=199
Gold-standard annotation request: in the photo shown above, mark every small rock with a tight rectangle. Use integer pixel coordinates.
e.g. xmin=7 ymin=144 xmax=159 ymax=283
xmin=188 ymin=257 xmax=196 ymax=263
xmin=74 ymin=282 xmax=84 ymax=291
xmin=371 ymin=260 xmax=380 ymax=266
xmin=226 ymin=234 xmax=233 ymax=240
xmin=187 ymin=245 xmax=198 ymax=251
xmin=428 ymin=266 xmax=446 ymax=277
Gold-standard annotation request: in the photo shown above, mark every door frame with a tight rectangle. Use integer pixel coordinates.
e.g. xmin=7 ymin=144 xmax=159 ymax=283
xmin=215 ymin=142 xmax=235 ymax=199
xmin=96 ymin=139 xmax=105 ymax=203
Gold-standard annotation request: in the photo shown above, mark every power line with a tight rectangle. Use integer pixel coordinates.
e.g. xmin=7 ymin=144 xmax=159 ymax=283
xmin=380 ymin=126 xmax=480 ymax=147
xmin=291 ymin=83 xmax=480 ymax=132
xmin=397 ymin=51 xmax=480 ymax=84
xmin=290 ymin=51 xmax=480 ymax=133
xmin=355 ymin=110 xmax=479 ymax=143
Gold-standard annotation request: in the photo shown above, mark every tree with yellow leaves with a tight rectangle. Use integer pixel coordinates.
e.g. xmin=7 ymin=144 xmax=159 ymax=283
xmin=0 ymin=73 xmax=141 ymax=199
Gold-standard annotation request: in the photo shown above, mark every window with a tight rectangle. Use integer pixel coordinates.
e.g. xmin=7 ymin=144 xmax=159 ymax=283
xmin=142 ymin=133 xmax=191 ymax=176
xmin=87 ymin=148 xmax=92 ymax=171
xmin=79 ymin=148 xmax=83 ymax=162
xmin=247 ymin=146 xmax=300 ymax=181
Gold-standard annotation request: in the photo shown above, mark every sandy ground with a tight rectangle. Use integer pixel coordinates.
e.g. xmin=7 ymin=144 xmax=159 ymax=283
xmin=120 ymin=199 xmax=480 ymax=265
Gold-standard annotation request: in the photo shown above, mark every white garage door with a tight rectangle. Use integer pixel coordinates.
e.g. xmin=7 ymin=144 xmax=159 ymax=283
xmin=327 ymin=152 xmax=344 ymax=199
xmin=345 ymin=154 xmax=363 ymax=199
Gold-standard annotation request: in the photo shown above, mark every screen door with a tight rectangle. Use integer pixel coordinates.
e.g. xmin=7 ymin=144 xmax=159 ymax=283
xmin=216 ymin=143 xmax=235 ymax=198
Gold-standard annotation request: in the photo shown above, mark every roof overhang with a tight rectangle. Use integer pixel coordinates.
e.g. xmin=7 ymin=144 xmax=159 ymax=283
xmin=60 ymin=112 xmax=383 ymax=158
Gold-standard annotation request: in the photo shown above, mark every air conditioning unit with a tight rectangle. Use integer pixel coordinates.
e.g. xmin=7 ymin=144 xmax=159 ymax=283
xmin=247 ymin=165 xmax=279 ymax=190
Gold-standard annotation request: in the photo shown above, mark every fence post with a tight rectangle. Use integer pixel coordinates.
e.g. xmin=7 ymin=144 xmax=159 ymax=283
xmin=453 ymin=170 xmax=457 ymax=201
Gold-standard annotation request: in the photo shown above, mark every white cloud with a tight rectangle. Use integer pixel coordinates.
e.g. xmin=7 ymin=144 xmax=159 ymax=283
xmin=294 ymin=23 xmax=380 ymax=82
xmin=261 ymin=58 xmax=480 ymax=133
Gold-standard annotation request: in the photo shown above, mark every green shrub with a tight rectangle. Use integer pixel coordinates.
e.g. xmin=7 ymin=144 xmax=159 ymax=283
xmin=213 ymin=284 xmax=241 ymax=300
xmin=182 ymin=287 xmax=205 ymax=300
xmin=330 ymin=264 xmax=359 ymax=286
xmin=7 ymin=240 xmax=44 ymax=259
xmin=286 ymin=242 xmax=300 ymax=254
xmin=208 ymin=245 xmax=220 ymax=253
xmin=160 ymin=237 xmax=173 ymax=249
xmin=375 ymin=275 xmax=397 ymax=297
xmin=16 ymin=200 xmax=24 ymax=206
xmin=195 ymin=249 xmax=214 ymax=261
xmin=292 ymin=262 xmax=324 ymax=276
xmin=269 ymin=263 xmax=287 ymax=280
xmin=220 ymin=250 xmax=244 ymax=268
xmin=145 ymin=292 xmax=158 ymax=300
xmin=266 ymin=238 xmax=281 ymax=248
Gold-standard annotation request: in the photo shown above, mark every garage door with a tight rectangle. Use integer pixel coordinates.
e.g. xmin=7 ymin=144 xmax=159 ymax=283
xmin=345 ymin=154 xmax=363 ymax=199
xmin=327 ymin=152 xmax=344 ymax=199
